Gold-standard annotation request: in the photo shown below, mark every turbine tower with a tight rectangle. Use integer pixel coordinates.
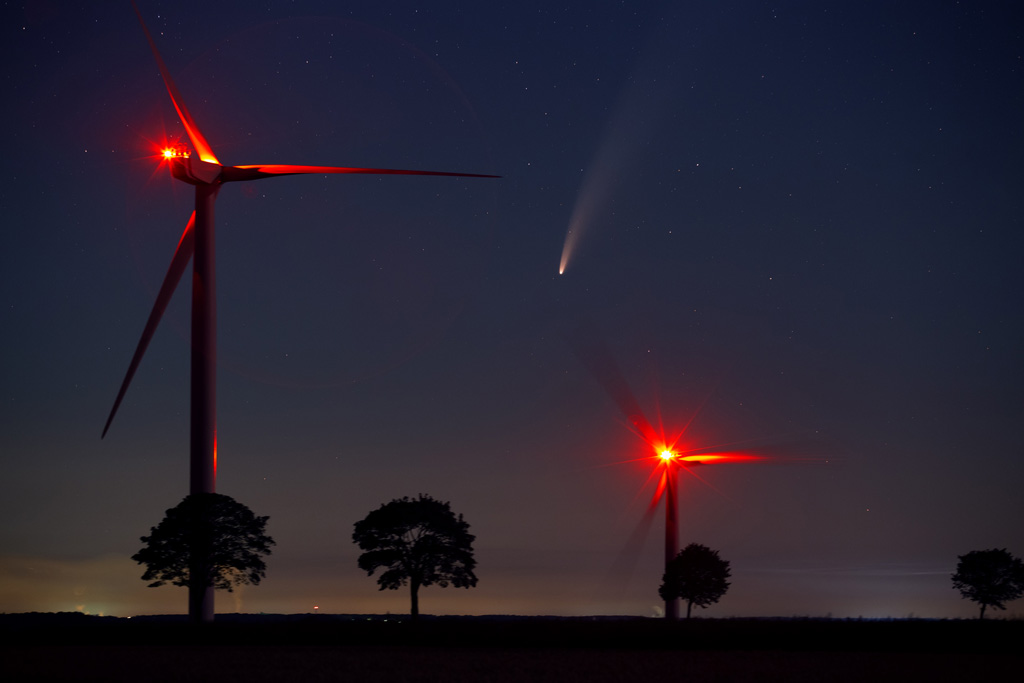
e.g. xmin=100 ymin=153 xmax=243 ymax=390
xmin=104 ymin=2 xmax=497 ymax=622
xmin=659 ymin=450 xmax=680 ymax=620
xmin=652 ymin=448 xmax=769 ymax=619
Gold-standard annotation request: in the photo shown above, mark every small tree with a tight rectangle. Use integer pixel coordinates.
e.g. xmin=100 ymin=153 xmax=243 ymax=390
xmin=659 ymin=543 xmax=731 ymax=619
xmin=132 ymin=493 xmax=275 ymax=596
xmin=951 ymin=548 xmax=1024 ymax=619
xmin=352 ymin=494 xmax=477 ymax=619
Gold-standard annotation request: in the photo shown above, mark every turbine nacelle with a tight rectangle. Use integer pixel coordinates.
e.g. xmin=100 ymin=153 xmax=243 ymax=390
xmin=168 ymin=154 xmax=223 ymax=185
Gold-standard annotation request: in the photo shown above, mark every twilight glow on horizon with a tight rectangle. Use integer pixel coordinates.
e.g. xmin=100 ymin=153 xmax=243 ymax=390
xmin=1 ymin=0 xmax=1021 ymax=619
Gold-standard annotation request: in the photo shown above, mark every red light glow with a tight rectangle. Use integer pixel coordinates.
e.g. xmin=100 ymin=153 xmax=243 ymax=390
xmin=679 ymin=453 xmax=764 ymax=465
xmin=618 ymin=416 xmax=772 ymax=510
xmin=159 ymin=145 xmax=190 ymax=160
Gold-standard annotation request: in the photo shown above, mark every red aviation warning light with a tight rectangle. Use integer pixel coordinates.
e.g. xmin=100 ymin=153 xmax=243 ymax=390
xmin=160 ymin=145 xmax=190 ymax=160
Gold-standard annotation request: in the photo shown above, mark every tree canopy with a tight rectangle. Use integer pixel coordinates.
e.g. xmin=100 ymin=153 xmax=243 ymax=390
xmin=132 ymin=493 xmax=275 ymax=592
xmin=659 ymin=543 xmax=731 ymax=619
xmin=951 ymin=548 xmax=1024 ymax=619
xmin=352 ymin=494 xmax=477 ymax=618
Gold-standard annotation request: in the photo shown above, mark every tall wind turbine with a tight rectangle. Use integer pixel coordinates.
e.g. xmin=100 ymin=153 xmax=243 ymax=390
xmin=104 ymin=2 xmax=497 ymax=622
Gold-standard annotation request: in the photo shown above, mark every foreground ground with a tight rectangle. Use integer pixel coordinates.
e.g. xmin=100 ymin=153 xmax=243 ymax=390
xmin=3 ymin=613 xmax=1021 ymax=682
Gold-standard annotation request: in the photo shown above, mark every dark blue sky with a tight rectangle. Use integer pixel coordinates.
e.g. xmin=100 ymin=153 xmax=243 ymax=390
xmin=1 ymin=0 xmax=1022 ymax=618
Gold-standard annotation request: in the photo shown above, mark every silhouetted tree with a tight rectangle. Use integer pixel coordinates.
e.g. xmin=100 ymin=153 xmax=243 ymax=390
xmin=951 ymin=548 xmax=1024 ymax=619
xmin=352 ymin=494 xmax=477 ymax=619
xmin=659 ymin=543 xmax=731 ymax=619
xmin=132 ymin=493 xmax=274 ymax=594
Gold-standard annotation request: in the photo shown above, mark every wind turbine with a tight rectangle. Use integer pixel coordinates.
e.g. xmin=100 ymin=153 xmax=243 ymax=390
xmin=640 ymin=441 xmax=762 ymax=619
xmin=566 ymin=320 xmax=773 ymax=619
xmin=104 ymin=2 xmax=497 ymax=622
xmin=612 ymin=405 xmax=814 ymax=619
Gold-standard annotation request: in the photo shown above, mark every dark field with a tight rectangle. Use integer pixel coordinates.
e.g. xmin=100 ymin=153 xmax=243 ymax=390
xmin=3 ymin=613 xmax=1021 ymax=682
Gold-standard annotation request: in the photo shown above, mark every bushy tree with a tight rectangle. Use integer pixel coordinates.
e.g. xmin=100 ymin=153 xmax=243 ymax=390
xmin=659 ymin=543 xmax=731 ymax=619
xmin=352 ymin=494 xmax=477 ymax=619
xmin=132 ymin=493 xmax=275 ymax=592
xmin=951 ymin=548 xmax=1024 ymax=619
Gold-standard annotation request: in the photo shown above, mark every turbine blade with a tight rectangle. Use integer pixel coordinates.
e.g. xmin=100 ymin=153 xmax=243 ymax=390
xmin=131 ymin=1 xmax=220 ymax=165
xmin=600 ymin=492 xmax=660 ymax=602
xmin=221 ymin=164 xmax=499 ymax=183
xmin=650 ymin=470 xmax=668 ymax=508
xmin=565 ymin=318 xmax=662 ymax=447
xmin=102 ymin=213 xmax=196 ymax=438
xmin=680 ymin=453 xmax=762 ymax=464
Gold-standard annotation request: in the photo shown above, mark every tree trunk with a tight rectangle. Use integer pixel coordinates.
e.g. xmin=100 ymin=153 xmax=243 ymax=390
xmin=979 ymin=603 xmax=986 ymax=620
xmin=686 ymin=599 xmax=693 ymax=619
xmin=410 ymin=579 xmax=420 ymax=621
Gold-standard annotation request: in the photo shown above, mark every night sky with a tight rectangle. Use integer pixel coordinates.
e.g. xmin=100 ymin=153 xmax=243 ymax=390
xmin=2 ymin=1 xmax=1022 ymax=619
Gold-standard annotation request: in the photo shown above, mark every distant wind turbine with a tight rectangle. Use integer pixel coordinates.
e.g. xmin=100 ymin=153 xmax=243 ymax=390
xmin=566 ymin=320 xmax=771 ymax=619
xmin=104 ymin=1 xmax=498 ymax=622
